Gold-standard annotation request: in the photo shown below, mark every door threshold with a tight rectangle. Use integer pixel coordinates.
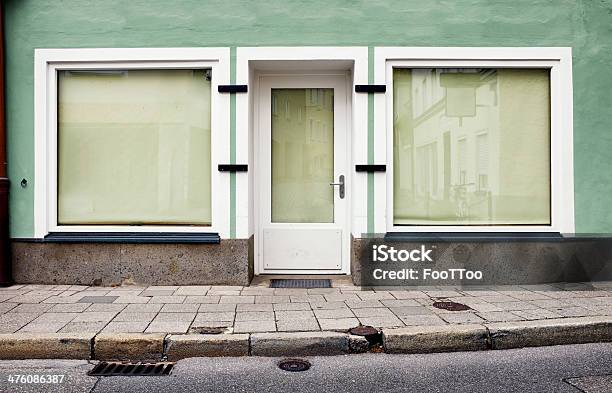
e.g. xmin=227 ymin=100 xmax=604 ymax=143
xmin=250 ymin=274 xmax=354 ymax=288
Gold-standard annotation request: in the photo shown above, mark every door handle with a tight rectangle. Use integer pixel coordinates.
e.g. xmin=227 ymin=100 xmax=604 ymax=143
xmin=329 ymin=175 xmax=345 ymax=199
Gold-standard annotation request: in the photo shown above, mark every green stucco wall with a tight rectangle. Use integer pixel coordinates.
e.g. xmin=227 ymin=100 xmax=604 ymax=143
xmin=4 ymin=0 xmax=612 ymax=237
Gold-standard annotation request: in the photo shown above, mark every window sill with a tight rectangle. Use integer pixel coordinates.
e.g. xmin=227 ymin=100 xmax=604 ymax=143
xmin=29 ymin=232 xmax=221 ymax=244
xmin=384 ymin=232 xmax=563 ymax=243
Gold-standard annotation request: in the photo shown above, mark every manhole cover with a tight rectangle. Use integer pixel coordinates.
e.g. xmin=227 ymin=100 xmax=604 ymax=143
xmin=349 ymin=325 xmax=382 ymax=346
xmin=432 ymin=301 xmax=471 ymax=311
xmin=349 ymin=325 xmax=379 ymax=337
xmin=278 ymin=358 xmax=311 ymax=372
xmin=190 ymin=327 xmax=224 ymax=334
xmin=88 ymin=362 xmax=174 ymax=377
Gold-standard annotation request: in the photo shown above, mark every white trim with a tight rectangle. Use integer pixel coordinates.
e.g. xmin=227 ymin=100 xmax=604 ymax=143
xmin=34 ymin=48 xmax=230 ymax=238
xmin=236 ymin=47 xmax=368 ymax=275
xmin=375 ymin=47 xmax=574 ymax=234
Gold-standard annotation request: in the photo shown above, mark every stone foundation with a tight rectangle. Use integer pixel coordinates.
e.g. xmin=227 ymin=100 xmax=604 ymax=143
xmin=351 ymin=237 xmax=612 ymax=286
xmin=11 ymin=239 xmax=253 ymax=286
xmin=13 ymin=236 xmax=608 ymax=287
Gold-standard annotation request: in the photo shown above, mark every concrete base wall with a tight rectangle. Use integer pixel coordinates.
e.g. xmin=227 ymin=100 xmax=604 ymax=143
xmin=350 ymin=238 xmax=612 ymax=286
xmin=11 ymin=239 xmax=253 ymax=286
xmin=13 ymin=236 xmax=609 ymax=286
xmin=350 ymin=236 xmax=365 ymax=286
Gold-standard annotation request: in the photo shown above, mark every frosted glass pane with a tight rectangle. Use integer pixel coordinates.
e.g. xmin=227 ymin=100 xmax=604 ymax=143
xmin=393 ymin=68 xmax=550 ymax=225
xmin=271 ymin=88 xmax=334 ymax=223
xmin=58 ymin=69 xmax=211 ymax=225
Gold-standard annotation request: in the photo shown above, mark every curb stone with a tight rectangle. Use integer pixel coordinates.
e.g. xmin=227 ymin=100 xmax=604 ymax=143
xmin=94 ymin=333 xmax=165 ymax=361
xmin=165 ymin=334 xmax=250 ymax=360
xmin=486 ymin=316 xmax=612 ymax=349
xmin=250 ymin=331 xmax=349 ymax=356
xmin=0 ymin=333 xmax=93 ymax=360
xmin=0 ymin=317 xmax=610 ymax=360
xmin=382 ymin=324 xmax=488 ymax=354
xmin=348 ymin=334 xmax=371 ymax=353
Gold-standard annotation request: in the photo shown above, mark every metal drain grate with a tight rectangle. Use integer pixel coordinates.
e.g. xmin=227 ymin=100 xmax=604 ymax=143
xmin=88 ymin=362 xmax=174 ymax=377
xmin=270 ymin=279 xmax=332 ymax=288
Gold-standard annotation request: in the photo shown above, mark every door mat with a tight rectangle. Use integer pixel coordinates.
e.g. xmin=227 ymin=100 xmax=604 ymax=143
xmin=269 ymin=279 xmax=332 ymax=288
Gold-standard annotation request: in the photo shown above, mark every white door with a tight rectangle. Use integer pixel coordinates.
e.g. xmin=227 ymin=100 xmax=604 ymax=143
xmin=257 ymin=74 xmax=349 ymax=273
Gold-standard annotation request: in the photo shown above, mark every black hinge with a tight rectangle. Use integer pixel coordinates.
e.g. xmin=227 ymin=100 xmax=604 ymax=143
xmin=218 ymin=164 xmax=248 ymax=172
xmin=356 ymin=164 xmax=386 ymax=172
xmin=355 ymin=85 xmax=386 ymax=93
xmin=218 ymin=85 xmax=248 ymax=93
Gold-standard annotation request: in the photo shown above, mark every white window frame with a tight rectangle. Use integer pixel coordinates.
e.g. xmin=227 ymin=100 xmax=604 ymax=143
xmin=34 ymin=48 xmax=230 ymax=238
xmin=376 ymin=47 xmax=574 ymax=233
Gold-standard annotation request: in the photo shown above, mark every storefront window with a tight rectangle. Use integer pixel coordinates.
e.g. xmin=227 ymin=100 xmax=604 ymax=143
xmin=393 ymin=68 xmax=551 ymax=225
xmin=57 ymin=69 xmax=212 ymax=225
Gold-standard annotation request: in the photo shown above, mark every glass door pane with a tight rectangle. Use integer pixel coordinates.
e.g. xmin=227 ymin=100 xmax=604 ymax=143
xmin=271 ymin=88 xmax=334 ymax=223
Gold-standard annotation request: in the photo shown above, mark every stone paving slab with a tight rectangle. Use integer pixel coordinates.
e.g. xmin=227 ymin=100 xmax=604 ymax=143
xmin=277 ymin=318 xmax=320 ymax=332
xmin=0 ymin=282 xmax=610 ymax=337
xmin=102 ymin=321 xmax=149 ymax=333
xmin=318 ymin=317 xmax=360 ymax=330
xmin=233 ymin=320 xmax=276 ymax=333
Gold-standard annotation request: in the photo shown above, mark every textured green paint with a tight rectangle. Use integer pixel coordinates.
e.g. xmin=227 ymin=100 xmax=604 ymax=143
xmin=229 ymin=47 xmax=237 ymax=238
xmin=4 ymin=0 xmax=612 ymax=237
xmin=367 ymin=46 xmax=375 ymax=234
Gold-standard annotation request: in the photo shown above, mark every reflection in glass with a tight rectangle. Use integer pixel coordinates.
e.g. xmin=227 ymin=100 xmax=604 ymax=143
xmin=393 ymin=68 xmax=551 ymax=225
xmin=271 ymin=88 xmax=334 ymax=223
xmin=58 ymin=69 xmax=212 ymax=225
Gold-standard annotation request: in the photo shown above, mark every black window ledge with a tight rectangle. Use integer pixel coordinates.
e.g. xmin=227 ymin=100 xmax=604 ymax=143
xmin=384 ymin=232 xmax=564 ymax=243
xmin=20 ymin=232 xmax=221 ymax=244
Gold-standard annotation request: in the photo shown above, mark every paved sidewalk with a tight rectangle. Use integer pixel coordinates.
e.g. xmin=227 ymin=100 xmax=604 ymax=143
xmin=1 ymin=281 xmax=611 ymax=335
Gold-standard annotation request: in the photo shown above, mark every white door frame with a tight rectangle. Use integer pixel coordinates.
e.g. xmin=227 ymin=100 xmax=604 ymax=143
xmin=254 ymin=72 xmax=352 ymax=275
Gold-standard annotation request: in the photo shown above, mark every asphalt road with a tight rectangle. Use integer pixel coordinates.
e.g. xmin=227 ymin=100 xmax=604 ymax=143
xmin=0 ymin=343 xmax=610 ymax=393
